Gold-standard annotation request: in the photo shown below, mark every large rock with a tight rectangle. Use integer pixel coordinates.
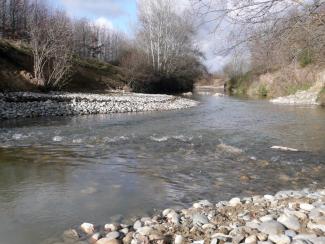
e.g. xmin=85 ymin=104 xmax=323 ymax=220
xmin=277 ymin=214 xmax=301 ymax=231
xmin=258 ymin=221 xmax=285 ymax=235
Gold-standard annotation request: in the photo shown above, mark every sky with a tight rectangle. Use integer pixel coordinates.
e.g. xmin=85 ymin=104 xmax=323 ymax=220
xmin=48 ymin=0 xmax=137 ymax=32
xmin=47 ymin=0 xmax=227 ymax=72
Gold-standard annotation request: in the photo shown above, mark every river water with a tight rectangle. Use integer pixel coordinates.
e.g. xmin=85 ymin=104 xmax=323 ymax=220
xmin=0 ymin=95 xmax=324 ymax=244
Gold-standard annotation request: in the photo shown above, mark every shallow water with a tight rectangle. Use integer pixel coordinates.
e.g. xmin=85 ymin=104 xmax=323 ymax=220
xmin=0 ymin=95 xmax=325 ymax=244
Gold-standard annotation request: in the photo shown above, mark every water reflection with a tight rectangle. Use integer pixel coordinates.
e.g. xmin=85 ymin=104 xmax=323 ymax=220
xmin=0 ymin=96 xmax=324 ymax=244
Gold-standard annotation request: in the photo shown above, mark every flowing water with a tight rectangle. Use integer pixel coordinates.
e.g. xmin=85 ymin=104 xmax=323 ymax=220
xmin=0 ymin=95 xmax=324 ymax=244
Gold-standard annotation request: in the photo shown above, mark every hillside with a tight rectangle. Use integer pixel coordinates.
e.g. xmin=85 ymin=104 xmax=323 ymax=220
xmin=0 ymin=39 xmax=127 ymax=92
xmin=226 ymin=64 xmax=325 ymax=106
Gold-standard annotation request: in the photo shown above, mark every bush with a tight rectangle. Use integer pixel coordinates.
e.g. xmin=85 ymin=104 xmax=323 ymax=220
xmin=298 ymin=49 xmax=313 ymax=68
xmin=130 ymin=73 xmax=195 ymax=94
xmin=226 ymin=72 xmax=254 ymax=95
xmin=258 ymin=84 xmax=268 ymax=97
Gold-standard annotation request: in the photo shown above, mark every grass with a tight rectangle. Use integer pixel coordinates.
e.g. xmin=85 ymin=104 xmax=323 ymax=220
xmin=286 ymin=83 xmax=312 ymax=95
xmin=258 ymin=84 xmax=268 ymax=97
xmin=226 ymin=72 xmax=254 ymax=96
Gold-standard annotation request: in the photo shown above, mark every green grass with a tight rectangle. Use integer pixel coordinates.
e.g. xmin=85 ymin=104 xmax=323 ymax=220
xmin=258 ymin=84 xmax=268 ymax=97
xmin=298 ymin=49 xmax=313 ymax=68
xmin=226 ymin=71 xmax=253 ymax=96
xmin=286 ymin=83 xmax=312 ymax=95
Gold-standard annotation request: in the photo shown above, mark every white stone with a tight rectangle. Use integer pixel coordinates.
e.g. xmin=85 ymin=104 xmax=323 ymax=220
xmin=259 ymin=215 xmax=274 ymax=222
xmin=229 ymin=197 xmax=241 ymax=206
xmin=175 ymin=235 xmax=184 ymax=244
xmin=258 ymin=221 xmax=285 ymax=235
xmin=277 ymin=214 xmax=300 ymax=231
xmin=299 ymin=203 xmax=314 ymax=211
xmin=245 ymin=235 xmax=257 ymax=244
xmin=268 ymin=234 xmax=290 ymax=244
xmin=81 ymin=222 xmax=94 ymax=235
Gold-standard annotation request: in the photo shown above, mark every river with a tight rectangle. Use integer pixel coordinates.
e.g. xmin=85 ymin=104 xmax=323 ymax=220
xmin=0 ymin=95 xmax=324 ymax=244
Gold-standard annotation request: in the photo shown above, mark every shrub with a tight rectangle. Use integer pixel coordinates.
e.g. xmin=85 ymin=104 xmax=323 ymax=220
xmin=298 ymin=49 xmax=313 ymax=68
xmin=258 ymin=84 xmax=268 ymax=97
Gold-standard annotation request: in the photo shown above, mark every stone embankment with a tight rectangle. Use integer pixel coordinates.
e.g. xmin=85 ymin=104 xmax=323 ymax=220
xmin=0 ymin=92 xmax=198 ymax=120
xmin=58 ymin=188 xmax=324 ymax=244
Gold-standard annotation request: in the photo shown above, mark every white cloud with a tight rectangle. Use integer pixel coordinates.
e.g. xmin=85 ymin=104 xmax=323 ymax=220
xmin=95 ymin=17 xmax=114 ymax=30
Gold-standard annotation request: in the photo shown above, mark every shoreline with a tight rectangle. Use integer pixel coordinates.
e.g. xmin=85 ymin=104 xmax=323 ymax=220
xmin=55 ymin=188 xmax=325 ymax=244
xmin=0 ymin=92 xmax=198 ymax=120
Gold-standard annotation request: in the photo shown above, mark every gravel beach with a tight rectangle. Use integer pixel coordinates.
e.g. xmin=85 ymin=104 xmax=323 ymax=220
xmin=0 ymin=92 xmax=198 ymax=120
xmin=54 ymin=188 xmax=325 ymax=244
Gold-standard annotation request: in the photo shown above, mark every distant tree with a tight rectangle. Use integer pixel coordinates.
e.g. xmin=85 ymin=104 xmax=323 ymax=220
xmin=137 ymin=0 xmax=198 ymax=75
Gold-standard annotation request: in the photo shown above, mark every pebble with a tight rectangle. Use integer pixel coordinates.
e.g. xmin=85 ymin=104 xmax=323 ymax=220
xmin=60 ymin=189 xmax=325 ymax=244
xmin=229 ymin=197 xmax=241 ymax=206
xmin=104 ymin=224 xmax=119 ymax=231
xmin=105 ymin=231 xmax=120 ymax=240
xmin=62 ymin=229 xmax=79 ymax=243
xmin=259 ymin=215 xmax=274 ymax=222
xmin=192 ymin=213 xmax=209 ymax=226
xmin=133 ymin=220 xmax=142 ymax=230
xmin=193 ymin=200 xmax=213 ymax=208
xmin=268 ymin=234 xmax=291 ymax=244
xmin=0 ymin=92 xmax=198 ymax=120
xmin=136 ymin=226 xmax=153 ymax=236
xmin=277 ymin=214 xmax=301 ymax=231
xmin=245 ymin=235 xmax=257 ymax=243
xmin=174 ymin=234 xmax=184 ymax=244
xmin=95 ymin=238 xmax=121 ymax=244
xmin=258 ymin=221 xmax=285 ymax=235
xmin=80 ymin=223 xmax=94 ymax=235
xmin=300 ymin=203 xmax=314 ymax=211
xmin=167 ymin=211 xmax=180 ymax=225
xmin=284 ymin=229 xmax=296 ymax=237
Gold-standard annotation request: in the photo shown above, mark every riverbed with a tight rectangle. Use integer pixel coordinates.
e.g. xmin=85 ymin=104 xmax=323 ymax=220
xmin=0 ymin=95 xmax=324 ymax=244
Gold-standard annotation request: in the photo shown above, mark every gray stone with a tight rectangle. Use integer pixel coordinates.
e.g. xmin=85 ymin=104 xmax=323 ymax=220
xmin=284 ymin=229 xmax=296 ymax=237
xmin=258 ymin=221 xmax=285 ymax=235
xmin=133 ymin=220 xmax=142 ymax=230
xmin=277 ymin=214 xmax=300 ymax=231
xmin=192 ymin=213 xmax=209 ymax=226
xmin=136 ymin=226 xmax=153 ymax=236
xmin=245 ymin=235 xmax=257 ymax=244
xmin=193 ymin=200 xmax=213 ymax=208
xmin=175 ymin=235 xmax=184 ymax=244
xmin=105 ymin=231 xmax=120 ymax=240
xmin=259 ymin=215 xmax=274 ymax=222
xmin=268 ymin=234 xmax=291 ymax=244
xmin=229 ymin=197 xmax=241 ymax=206
xmin=62 ymin=229 xmax=79 ymax=243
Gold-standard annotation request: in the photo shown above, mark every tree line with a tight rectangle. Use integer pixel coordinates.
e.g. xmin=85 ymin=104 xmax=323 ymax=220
xmin=0 ymin=0 xmax=204 ymax=93
xmin=191 ymin=0 xmax=325 ymax=81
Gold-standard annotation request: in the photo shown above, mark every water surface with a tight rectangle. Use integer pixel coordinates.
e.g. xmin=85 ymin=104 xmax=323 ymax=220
xmin=0 ymin=95 xmax=324 ymax=244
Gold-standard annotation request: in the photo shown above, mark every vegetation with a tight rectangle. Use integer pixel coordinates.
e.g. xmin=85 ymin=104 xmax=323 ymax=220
xmin=0 ymin=0 xmax=203 ymax=93
xmin=193 ymin=0 xmax=325 ymax=98
xmin=0 ymin=39 xmax=126 ymax=92
xmin=318 ymin=87 xmax=325 ymax=106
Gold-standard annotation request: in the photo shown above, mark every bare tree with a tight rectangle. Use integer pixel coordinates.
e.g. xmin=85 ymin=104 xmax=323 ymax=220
xmin=137 ymin=0 xmax=197 ymax=75
xmin=29 ymin=3 xmax=73 ymax=89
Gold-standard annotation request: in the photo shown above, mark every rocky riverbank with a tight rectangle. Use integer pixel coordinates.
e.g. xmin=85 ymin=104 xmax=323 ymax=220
xmin=0 ymin=92 xmax=198 ymax=120
xmin=54 ymin=188 xmax=325 ymax=244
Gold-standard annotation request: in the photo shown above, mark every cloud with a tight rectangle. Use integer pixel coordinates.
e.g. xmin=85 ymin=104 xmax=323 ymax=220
xmin=95 ymin=17 xmax=114 ymax=30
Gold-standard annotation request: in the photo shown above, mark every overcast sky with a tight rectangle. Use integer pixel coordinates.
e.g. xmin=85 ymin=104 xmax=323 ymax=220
xmin=48 ymin=0 xmax=228 ymax=72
